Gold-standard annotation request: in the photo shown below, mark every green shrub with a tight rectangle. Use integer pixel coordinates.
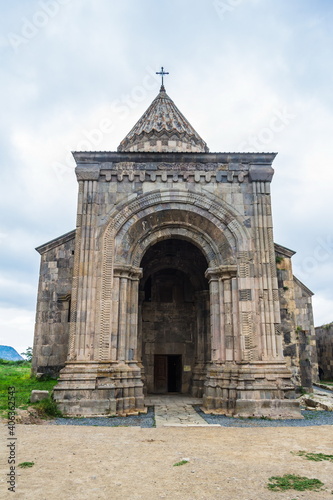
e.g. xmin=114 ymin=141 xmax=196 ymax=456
xmin=267 ymin=474 xmax=324 ymax=492
xmin=32 ymin=398 xmax=63 ymax=418
xmin=18 ymin=462 xmax=34 ymax=468
xmin=296 ymin=450 xmax=333 ymax=462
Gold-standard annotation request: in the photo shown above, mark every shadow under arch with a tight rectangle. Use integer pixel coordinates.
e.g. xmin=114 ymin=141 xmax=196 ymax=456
xmin=138 ymin=237 xmax=210 ymax=396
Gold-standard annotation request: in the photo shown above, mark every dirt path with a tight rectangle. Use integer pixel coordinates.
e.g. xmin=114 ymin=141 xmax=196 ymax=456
xmin=1 ymin=425 xmax=333 ymax=499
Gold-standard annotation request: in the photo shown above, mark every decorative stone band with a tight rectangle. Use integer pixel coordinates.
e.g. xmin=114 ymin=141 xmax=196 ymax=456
xmin=75 ymin=166 xmax=273 ymax=184
xmin=75 ymin=167 xmax=248 ymax=183
xmin=100 ymin=170 xmax=247 ymax=183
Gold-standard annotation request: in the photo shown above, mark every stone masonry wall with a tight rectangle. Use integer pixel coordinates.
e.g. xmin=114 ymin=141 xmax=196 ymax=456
xmin=276 ymin=243 xmax=318 ymax=390
xmin=142 ymin=301 xmax=196 ymax=393
xmin=71 ymin=152 xmax=282 ymax=368
xmin=32 ymin=232 xmax=75 ymax=377
xmin=276 ymin=250 xmax=301 ymax=387
xmin=293 ymin=277 xmax=318 ymax=386
xmin=315 ymin=323 xmax=333 ymax=380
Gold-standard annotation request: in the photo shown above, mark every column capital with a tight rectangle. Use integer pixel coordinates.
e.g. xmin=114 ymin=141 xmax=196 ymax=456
xmin=114 ymin=265 xmax=143 ymax=280
xmin=205 ymin=265 xmax=237 ymax=282
xmin=249 ymin=165 xmax=274 ymax=182
xmin=75 ymin=164 xmax=100 ymax=181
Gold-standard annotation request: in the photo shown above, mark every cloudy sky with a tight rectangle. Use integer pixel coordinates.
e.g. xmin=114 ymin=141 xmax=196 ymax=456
xmin=0 ymin=0 xmax=332 ymax=354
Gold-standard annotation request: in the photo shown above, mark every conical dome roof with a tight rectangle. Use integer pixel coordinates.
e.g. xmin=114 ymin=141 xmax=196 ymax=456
xmin=118 ymin=86 xmax=209 ymax=153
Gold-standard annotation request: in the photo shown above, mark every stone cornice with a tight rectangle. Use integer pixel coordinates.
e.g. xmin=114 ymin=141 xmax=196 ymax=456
xmin=73 ymin=151 xmax=277 ymax=182
xmin=73 ymin=151 xmax=277 ymax=164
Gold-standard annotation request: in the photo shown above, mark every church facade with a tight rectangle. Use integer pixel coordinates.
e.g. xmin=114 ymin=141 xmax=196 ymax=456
xmin=32 ymin=81 xmax=318 ymax=418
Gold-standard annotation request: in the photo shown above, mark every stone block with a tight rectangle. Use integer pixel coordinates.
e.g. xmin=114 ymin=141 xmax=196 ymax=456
xmin=30 ymin=390 xmax=49 ymax=403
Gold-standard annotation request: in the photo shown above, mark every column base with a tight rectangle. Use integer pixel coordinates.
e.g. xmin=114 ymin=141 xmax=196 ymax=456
xmin=190 ymin=363 xmax=207 ymax=398
xmin=203 ymin=361 xmax=303 ymax=419
xmin=53 ymin=361 xmax=145 ymax=416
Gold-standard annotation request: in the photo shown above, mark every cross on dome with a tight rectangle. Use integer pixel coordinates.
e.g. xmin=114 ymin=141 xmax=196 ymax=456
xmin=156 ymin=66 xmax=169 ymax=91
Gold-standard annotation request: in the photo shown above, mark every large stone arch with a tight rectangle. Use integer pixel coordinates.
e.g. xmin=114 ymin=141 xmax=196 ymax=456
xmin=98 ymin=189 xmax=251 ymax=365
xmin=102 ymin=188 xmax=250 ymax=252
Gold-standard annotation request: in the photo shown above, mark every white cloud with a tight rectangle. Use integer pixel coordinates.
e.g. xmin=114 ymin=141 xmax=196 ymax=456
xmin=0 ymin=307 xmax=35 ymax=355
xmin=0 ymin=0 xmax=332 ymax=352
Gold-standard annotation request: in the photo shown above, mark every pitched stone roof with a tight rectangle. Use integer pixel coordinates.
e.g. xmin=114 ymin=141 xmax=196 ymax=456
xmin=118 ymin=87 xmax=209 ymax=153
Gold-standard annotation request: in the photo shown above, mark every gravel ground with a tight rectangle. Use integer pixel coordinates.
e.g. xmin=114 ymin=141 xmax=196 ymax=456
xmin=48 ymin=406 xmax=333 ymax=428
xmin=195 ymin=407 xmax=333 ymax=427
xmin=49 ymin=406 xmax=155 ymax=427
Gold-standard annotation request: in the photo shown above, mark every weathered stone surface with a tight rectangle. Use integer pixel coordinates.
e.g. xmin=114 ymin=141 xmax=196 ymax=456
xmin=315 ymin=323 xmax=333 ymax=380
xmin=32 ymin=86 xmax=317 ymax=418
xmin=30 ymin=390 xmax=49 ymax=403
xmin=276 ymin=244 xmax=318 ymax=391
xmin=300 ymin=393 xmax=333 ymax=411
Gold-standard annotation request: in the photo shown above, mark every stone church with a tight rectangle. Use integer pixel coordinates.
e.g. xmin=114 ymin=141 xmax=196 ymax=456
xmin=32 ymin=75 xmax=318 ymax=418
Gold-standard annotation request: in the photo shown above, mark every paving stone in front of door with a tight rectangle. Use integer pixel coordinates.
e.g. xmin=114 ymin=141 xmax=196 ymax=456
xmin=145 ymin=395 xmax=219 ymax=427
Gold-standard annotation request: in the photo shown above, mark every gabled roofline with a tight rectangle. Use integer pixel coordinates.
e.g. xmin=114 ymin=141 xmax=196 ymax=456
xmin=36 ymin=229 xmax=76 ymax=255
xmin=293 ymin=275 xmax=314 ymax=296
xmin=274 ymin=242 xmax=296 ymax=258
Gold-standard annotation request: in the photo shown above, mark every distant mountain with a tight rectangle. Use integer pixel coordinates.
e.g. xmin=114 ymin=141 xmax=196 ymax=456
xmin=0 ymin=346 xmax=24 ymax=361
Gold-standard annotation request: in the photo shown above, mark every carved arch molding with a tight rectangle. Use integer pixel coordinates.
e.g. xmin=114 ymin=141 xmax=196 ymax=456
xmin=96 ymin=190 xmax=252 ymax=359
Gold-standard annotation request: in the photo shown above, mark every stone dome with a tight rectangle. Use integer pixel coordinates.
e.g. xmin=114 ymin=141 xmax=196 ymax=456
xmin=118 ymin=87 xmax=209 ymax=153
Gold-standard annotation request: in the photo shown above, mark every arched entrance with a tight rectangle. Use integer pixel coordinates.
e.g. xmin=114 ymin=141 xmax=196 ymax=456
xmin=138 ymin=239 xmax=209 ymax=396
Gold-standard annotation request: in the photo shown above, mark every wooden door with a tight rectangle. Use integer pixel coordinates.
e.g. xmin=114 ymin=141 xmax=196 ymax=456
xmin=154 ymin=355 xmax=168 ymax=393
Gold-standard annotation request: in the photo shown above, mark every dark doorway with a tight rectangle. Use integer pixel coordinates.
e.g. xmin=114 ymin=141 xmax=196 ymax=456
xmin=168 ymin=355 xmax=182 ymax=392
xmin=140 ymin=239 xmax=209 ymax=395
xmin=154 ymin=354 xmax=182 ymax=393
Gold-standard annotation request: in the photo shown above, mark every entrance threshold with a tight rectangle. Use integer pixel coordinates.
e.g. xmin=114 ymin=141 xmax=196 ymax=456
xmin=145 ymin=394 xmax=215 ymax=427
xmin=145 ymin=394 xmax=203 ymax=406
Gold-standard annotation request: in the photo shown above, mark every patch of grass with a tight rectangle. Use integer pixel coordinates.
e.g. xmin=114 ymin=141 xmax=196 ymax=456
xmin=18 ymin=462 xmax=34 ymax=468
xmin=173 ymin=460 xmax=189 ymax=467
xmin=0 ymin=361 xmax=58 ymax=417
xmin=295 ymin=450 xmax=333 ymax=462
xmin=267 ymin=474 xmax=324 ymax=492
xmin=31 ymin=398 xmax=63 ymax=418
xmin=298 ymin=386 xmax=307 ymax=396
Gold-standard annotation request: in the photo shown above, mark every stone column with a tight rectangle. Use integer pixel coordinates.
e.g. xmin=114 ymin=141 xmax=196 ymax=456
xmin=191 ymin=290 xmax=209 ymax=397
xmin=113 ymin=265 xmax=143 ymax=363
xmin=127 ymin=269 xmax=143 ymax=362
xmin=117 ymin=273 xmax=128 ymax=362
xmin=137 ymin=291 xmax=145 ymax=363
xmin=207 ymin=272 xmax=220 ymax=362
xmin=250 ymin=170 xmax=282 ymax=361
xmin=194 ymin=291 xmax=209 ymax=364
xmin=68 ymin=166 xmax=100 ymax=362
xmin=205 ymin=266 xmax=238 ymax=363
